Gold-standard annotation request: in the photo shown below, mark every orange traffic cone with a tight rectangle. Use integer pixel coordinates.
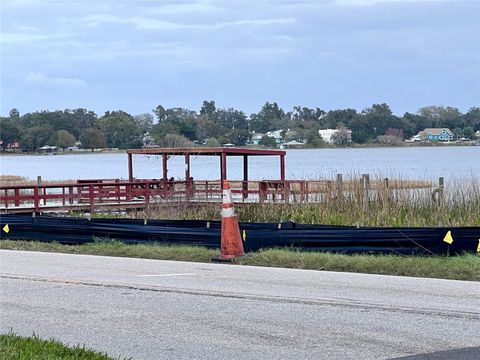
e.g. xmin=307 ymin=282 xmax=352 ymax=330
xmin=213 ymin=180 xmax=244 ymax=261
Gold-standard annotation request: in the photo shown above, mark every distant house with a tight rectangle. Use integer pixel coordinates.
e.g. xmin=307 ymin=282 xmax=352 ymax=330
xmin=417 ymin=128 xmax=454 ymax=142
xmin=280 ymin=140 xmax=306 ymax=149
xmin=38 ymin=145 xmax=60 ymax=154
xmin=265 ymin=130 xmax=284 ymax=144
xmin=318 ymin=129 xmax=352 ymax=144
xmin=0 ymin=141 xmax=20 ymax=152
xmin=250 ymin=132 xmax=265 ymax=145
xmin=142 ymin=132 xmax=157 ymax=148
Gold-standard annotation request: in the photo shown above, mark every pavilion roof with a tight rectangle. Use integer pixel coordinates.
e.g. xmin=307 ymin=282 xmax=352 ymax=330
xmin=126 ymin=147 xmax=286 ymax=156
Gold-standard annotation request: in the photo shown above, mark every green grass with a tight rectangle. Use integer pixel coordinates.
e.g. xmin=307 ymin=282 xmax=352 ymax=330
xmin=0 ymin=332 xmax=126 ymax=360
xmin=1 ymin=240 xmax=479 ymax=281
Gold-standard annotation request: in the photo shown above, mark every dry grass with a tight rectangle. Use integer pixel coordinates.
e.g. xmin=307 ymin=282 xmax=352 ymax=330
xmin=0 ymin=175 xmax=29 ymax=186
xmin=131 ymin=176 xmax=480 ymax=227
xmin=0 ymin=175 xmax=75 ymax=187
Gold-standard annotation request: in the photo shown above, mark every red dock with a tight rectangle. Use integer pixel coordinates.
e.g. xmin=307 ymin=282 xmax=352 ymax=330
xmin=0 ymin=147 xmax=295 ymax=213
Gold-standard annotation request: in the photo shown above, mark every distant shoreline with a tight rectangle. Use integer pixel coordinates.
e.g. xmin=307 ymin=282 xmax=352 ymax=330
xmin=0 ymin=142 xmax=477 ymax=156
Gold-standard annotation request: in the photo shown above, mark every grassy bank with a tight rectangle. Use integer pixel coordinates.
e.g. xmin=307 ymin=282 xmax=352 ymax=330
xmin=2 ymin=240 xmax=478 ymax=281
xmin=0 ymin=333 xmax=124 ymax=360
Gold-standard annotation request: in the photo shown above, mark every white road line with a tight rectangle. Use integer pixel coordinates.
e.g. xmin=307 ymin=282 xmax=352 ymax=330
xmin=136 ymin=273 xmax=197 ymax=277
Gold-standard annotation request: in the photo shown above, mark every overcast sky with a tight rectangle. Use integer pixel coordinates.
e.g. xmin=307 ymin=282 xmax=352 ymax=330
xmin=1 ymin=0 xmax=479 ymax=117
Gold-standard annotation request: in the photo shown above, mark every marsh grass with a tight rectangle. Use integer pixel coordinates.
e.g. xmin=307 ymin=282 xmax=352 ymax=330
xmin=128 ymin=176 xmax=480 ymax=227
xmin=0 ymin=175 xmax=74 ymax=187
xmin=1 ymin=241 xmax=478 ymax=281
xmin=0 ymin=332 xmax=126 ymax=360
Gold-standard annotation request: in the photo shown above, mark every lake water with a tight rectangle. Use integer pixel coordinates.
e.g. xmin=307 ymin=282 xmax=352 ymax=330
xmin=0 ymin=147 xmax=478 ymax=181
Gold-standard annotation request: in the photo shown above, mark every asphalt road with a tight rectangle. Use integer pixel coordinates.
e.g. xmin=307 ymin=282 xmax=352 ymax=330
xmin=1 ymin=250 xmax=479 ymax=360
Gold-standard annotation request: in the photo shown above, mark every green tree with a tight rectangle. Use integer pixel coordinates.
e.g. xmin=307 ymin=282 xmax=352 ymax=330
xmin=200 ymin=100 xmax=216 ymax=116
xmin=463 ymin=107 xmax=480 ymax=131
xmin=227 ymin=128 xmax=249 ymax=146
xmin=150 ymin=108 xmax=198 ymax=140
xmin=259 ymin=135 xmax=277 ymax=148
xmin=9 ymin=108 xmax=20 ymax=119
xmin=419 ymin=106 xmax=462 ymax=129
xmin=153 ymin=105 xmax=167 ymax=122
xmin=134 ymin=113 xmax=154 ymax=133
xmin=205 ymin=137 xmax=221 ymax=147
xmin=157 ymin=133 xmax=192 ymax=148
xmin=463 ymin=127 xmax=474 ymax=139
xmin=49 ymin=130 xmax=76 ymax=150
xmin=322 ymin=109 xmax=357 ymax=129
xmin=97 ymin=111 xmax=142 ymax=148
xmin=65 ymin=108 xmax=97 ymax=137
xmin=305 ymin=132 xmax=325 ymax=148
xmin=21 ymin=125 xmax=53 ymax=151
xmin=250 ymin=102 xmax=286 ymax=133
xmin=0 ymin=118 xmax=21 ymax=150
xmin=79 ymin=128 xmax=107 ymax=151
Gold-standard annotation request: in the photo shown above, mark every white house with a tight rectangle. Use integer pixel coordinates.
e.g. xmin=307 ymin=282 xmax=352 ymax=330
xmin=318 ymin=129 xmax=352 ymax=144
xmin=250 ymin=132 xmax=265 ymax=145
xmin=265 ymin=130 xmax=284 ymax=144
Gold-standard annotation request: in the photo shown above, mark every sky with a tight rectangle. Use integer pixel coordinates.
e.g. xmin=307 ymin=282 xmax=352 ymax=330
xmin=1 ymin=0 xmax=479 ymax=117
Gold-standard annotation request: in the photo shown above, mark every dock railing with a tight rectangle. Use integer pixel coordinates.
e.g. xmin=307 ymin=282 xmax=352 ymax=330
xmin=0 ymin=176 xmax=436 ymax=213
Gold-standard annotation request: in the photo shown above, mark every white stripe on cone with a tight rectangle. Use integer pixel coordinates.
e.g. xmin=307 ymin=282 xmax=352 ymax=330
xmin=221 ymin=207 xmax=235 ymax=217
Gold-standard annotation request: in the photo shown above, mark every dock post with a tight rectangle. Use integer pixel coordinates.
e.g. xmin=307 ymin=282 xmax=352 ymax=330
xmin=127 ymin=153 xmax=133 ymax=181
xmin=336 ymin=174 xmax=343 ymax=199
xmin=438 ymin=177 xmax=444 ymax=206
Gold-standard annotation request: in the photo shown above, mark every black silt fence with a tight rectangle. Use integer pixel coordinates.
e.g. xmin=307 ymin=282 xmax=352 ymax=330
xmin=0 ymin=214 xmax=479 ymax=255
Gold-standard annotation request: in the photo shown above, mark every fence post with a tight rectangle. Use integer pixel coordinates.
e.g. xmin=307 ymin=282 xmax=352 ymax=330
xmin=362 ymin=174 xmax=370 ymax=213
xmin=438 ymin=177 xmax=444 ymax=206
xmin=336 ymin=174 xmax=343 ymax=199
xmin=37 ymin=176 xmax=46 ymax=205
xmin=383 ymin=177 xmax=390 ymax=204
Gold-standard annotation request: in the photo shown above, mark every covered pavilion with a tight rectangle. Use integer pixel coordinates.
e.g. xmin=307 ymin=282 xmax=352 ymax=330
xmin=126 ymin=148 xmax=286 ymax=192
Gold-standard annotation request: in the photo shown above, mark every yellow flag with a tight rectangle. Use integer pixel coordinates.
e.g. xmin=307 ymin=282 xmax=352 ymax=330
xmin=443 ymin=230 xmax=453 ymax=245
xmin=2 ymin=224 xmax=9 ymax=234
xmin=477 ymin=239 xmax=480 ymax=254
xmin=242 ymin=229 xmax=246 ymax=242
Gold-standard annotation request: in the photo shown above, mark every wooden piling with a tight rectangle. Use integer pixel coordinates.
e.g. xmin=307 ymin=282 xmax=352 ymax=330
xmin=336 ymin=174 xmax=343 ymax=199
xmin=438 ymin=177 xmax=444 ymax=206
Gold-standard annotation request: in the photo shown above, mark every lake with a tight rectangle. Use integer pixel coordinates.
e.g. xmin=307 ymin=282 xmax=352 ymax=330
xmin=1 ymin=146 xmax=478 ymax=181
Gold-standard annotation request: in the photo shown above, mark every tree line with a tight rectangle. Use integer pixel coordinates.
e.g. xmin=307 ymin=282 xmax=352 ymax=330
xmin=1 ymin=102 xmax=479 ymax=151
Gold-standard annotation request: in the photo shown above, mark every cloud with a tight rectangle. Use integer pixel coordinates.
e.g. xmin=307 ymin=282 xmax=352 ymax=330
xmin=81 ymin=14 xmax=295 ymax=30
xmin=146 ymin=1 xmax=222 ymax=14
xmin=0 ymin=32 xmax=62 ymax=44
xmin=24 ymin=72 xmax=87 ymax=88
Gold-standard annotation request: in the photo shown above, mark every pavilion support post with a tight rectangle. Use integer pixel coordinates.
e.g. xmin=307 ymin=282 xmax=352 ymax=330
xmin=221 ymin=153 xmax=227 ymax=181
xmin=162 ymin=154 xmax=168 ymax=181
xmin=280 ymin=155 xmax=285 ymax=181
xmin=243 ymin=155 xmax=249 ymax=200
xmin=185 ymin=153 xmax=191 ymax=195
xmin=128 ymin=153 xmax=133 ymax=181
